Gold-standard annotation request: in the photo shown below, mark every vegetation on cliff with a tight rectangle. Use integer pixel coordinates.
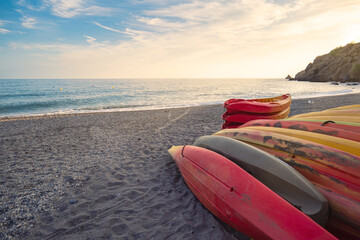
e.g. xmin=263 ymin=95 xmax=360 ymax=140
xmin=294 ymin=42 xmax=360 ymax=82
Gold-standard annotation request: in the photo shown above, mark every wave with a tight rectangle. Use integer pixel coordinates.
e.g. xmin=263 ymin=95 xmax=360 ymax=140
xmin=0 ymin=95 xmax=135 ymax=114
xmin=1 ymin=78 xmax=360 ymax=118
xmin=293 ymin=89 xmax=355 ymax=99
xmin=0 ymin=101 xmax=64 ymax=114
xmin=80 ymin=104 xmax=148 ymax=111
xmin=0 ymin=92 xmax=47 ymax=98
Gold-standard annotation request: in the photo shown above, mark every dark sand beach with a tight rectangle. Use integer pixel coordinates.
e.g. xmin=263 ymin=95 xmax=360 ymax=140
xmin=1 ymin=93 xmax=360 ymax=240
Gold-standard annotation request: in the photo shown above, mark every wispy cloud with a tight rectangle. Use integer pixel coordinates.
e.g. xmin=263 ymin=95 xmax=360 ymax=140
xmin=140 ymin=0 xmax=291 ymax=33
xmin=16 ymin=0 xmax=47 ymax=11
xmin=93 ymin=21 xmax=122 ymax=33
xmin=21 ymin=16 xmax=37 ymax=29
xmin=84 ymin=35 xmax=96 ymax=44
xmin=9 ymin=41 xmax=73 ymax=51
xmin=0 ymin=28 xmax=10 ymax=34
xmin=3 ymin=0 xmax=360 ymax=78
xmin=66 ymin=0 xmax=360 ymax=77
xmin=44 ymin=0 xmax=112 ymax=18
xmin=82 ymin=34 xmax=110 ymax=48
xmin=0 ymin=20 xmax=11 ymax=34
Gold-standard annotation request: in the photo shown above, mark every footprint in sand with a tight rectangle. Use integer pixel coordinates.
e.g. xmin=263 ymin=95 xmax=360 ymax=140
xmin=112 ymin=223 xmax=129 ymax=236
xmin=94 ymin=194 xmax=116 ymax=204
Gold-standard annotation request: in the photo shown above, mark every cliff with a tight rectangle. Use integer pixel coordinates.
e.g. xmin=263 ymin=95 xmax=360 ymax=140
xmin=294 ymin=42 xmax=360 ymax=82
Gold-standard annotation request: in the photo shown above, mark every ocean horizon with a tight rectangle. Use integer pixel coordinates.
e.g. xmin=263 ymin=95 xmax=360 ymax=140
xmin=1 ymin=78 xmax=359 ymax=118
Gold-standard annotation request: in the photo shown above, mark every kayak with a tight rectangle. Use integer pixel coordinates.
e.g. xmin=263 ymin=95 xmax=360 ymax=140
xmin=241 ymin=126 xmax=360 ymax=156
xmin=240 ymin=119 xmax=360 ymax=141
xmin=252 ymin=144 xmax=360 ymax=237
xmin=213 ymin=128 xmax=360 ymax=230
xmin=222 ymin=106 xmax=290 ymax=125
xmin=193 ymin=135 xmax=328 ymax=226
xmin=283 ymin=118 xmax=360 ymax=128
xmin=288 ymin=104 xmax=360 ymax=124
xmin=326 ymin=104 xmax=360 ymax=110
xmin=326 ymin=217 xmax=360 ymax=240
xmin=214 ymin=128 xmax=360 ymax=180
xmin=224 ymin=94 xmax=291 ymax=114
xmin=288 ymin=109 xmax=360 ymax=123
xmin=291 ymin=109 xmax=360 ymax=119
xmin=288 ymin=115 xmax=360 ymax=124
xmin=168 ymin=145 xmax=336 ymax=240
xmin=289 ymin=115 xmax=360 ymax=123
xmin=222 ymin=121 xmax=243 ymax=129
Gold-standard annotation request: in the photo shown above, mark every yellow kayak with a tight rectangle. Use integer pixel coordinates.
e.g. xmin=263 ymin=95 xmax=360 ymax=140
xmin=283 ymin=118 xmax=360 ymax=126
xmin=242 ymin=126 xmax=360 ymax=157
xmin=325 ymin=104 xmax=360 ymax=111
xmin=288 ymin=115 xmax=360 ymax=124
xmin=290 ymin=104 xmax=360 ymax=122
xmin=292 ymin=110 xmax=360 ymax=118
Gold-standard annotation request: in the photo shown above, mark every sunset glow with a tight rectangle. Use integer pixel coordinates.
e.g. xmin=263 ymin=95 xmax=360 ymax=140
xmin=1 ymin=0 xmax=360 ymax=78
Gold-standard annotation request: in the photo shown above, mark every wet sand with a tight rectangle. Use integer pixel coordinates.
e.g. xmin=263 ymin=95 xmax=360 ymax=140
xmin=1 ymin=93 xmax=359 ymax=239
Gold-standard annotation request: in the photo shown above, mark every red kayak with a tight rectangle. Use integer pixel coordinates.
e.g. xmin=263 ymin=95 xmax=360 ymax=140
xmin=168 ymin=145 xmax=337 ymax=240
xmin=222 ymin=121 xmax=242 ymax=129
xmin=224 ymin=94 xmax=291 ymax=114
xmin=222 ymin=106 xmax=290 ymax=124
xmin=240 ymin=119 xmax=360 ymax=142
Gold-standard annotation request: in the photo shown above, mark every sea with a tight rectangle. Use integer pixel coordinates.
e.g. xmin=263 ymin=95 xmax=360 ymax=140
xmin=1 ymin=78 xmax=359 ymax=118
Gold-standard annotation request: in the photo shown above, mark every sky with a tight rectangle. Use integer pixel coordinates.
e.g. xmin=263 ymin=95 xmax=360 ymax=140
xmin=0 ymin=0 xmax=360 ymax=79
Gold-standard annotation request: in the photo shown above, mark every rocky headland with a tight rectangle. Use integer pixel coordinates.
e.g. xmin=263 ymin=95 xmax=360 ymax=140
xmin=293 ymin=42 xmax=360 ymax=82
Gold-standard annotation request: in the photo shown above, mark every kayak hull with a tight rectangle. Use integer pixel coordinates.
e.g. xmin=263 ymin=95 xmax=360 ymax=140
xmin=283 ymin=118 xmax=360 ymax=128
xmin=168 ymin=145 xmax=336 ymax=240
xmin=193 ymin=135 xmax=329 ymax=226
xmin=291 ymin=108 xmax=360 ymax=119
xmin=289 ymin=115 xmax=360 ymax=123
xmin=213 ymin=128 xmax=360 ymax=230
xmin=222 ymin=107 xmax=290 ymax=125
xmin=240 ymin=119 xmax=360 ymax=142
xmin=224 ymin=94 xmax=291 ymax=114
xmin=241 ymin=126 xmax=360 ymax=157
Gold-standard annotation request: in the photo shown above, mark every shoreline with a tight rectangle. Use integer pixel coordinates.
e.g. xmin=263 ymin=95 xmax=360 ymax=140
xmin=1 ymin=91 xmax=360 ymax=122
xmin=0 ymin=93 xmax=359 ymax=239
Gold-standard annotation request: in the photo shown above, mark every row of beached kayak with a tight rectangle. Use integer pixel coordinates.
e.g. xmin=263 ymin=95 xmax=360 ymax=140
xmin=168 ymin=94 xmax=360 ymax=240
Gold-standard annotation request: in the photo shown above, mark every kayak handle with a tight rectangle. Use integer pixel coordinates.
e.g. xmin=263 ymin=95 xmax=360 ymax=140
xmin=321 ymin=120 xmax=336 ymax=126
xmin=181 ymin=145 xmax=186 ymax=157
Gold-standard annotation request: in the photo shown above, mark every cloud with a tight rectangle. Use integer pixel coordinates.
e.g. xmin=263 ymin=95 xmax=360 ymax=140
xmin=80 ymin=0 xmax=360 ymax=77
xmin=0 ymin=28 xmax=10 ymax=34
xmin=16 ymin=0 xmax=112 ymax=18
xmin=83 ymin=34 xmax=111 ymax=48
xmin=93 ymin=21 xmax=122 ymax=33
xmin=4 ymin=0 xmax=360 ymax=78
xmin=121 ymin=0 xmax=292 ymax=53
xmin=0 ymin=20 xmax=11 ymax=33
xmin=124 ymin=0 xmax=360 ymax=52
xmin=21 ymin=16 xmax=37 ymax=28
xmin=9 ymin=41 xmax=74 ymax=51
xmin=16 ymin=0 xmax=47 ymax=11
xmin=83 ymin=35 xmax=96 ymax=44
xmin=44 ymin=0 xmax=113 ymax=18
